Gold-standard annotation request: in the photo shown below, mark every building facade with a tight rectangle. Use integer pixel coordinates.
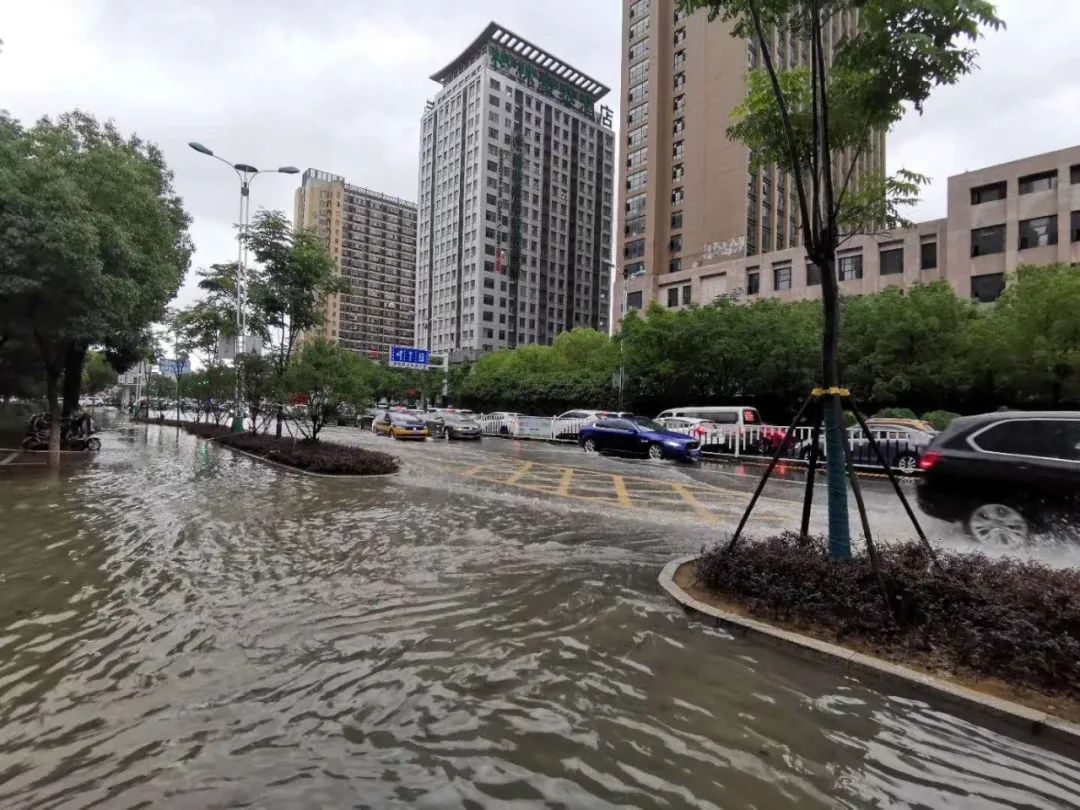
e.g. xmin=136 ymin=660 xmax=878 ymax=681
xmin=622 ymin=145 xmax=1080 ymax=309
xmin=415 ymin=22 xmax=616 ymax=359
xmin=615 ymin=0 xmax=884 ymax=318
xmin=294 ymin=169 xmax=417 ymax=359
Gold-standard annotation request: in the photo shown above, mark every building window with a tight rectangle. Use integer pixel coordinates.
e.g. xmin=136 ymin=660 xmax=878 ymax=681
xmin=746 ymin=270 xmax=760 ymax=295
xmin=672 ymin=165 xmax=684 ymax=182
xmin=1072 ymin=211 xmax=1080 ymax=242
xmin=626 ymin=291 xmax=643 ymax=310
xmin=624 ymin=239 xmax=645 ymax=259
xmin=971 ymin=224 xmax=1006 ymax=257
xmin=674 ymin=95 xmax=685 ymax=115
xmin=667 ymin=286 xmax=679 ymax=307
xmin=674 ymin=28 xmax=686 ymax=45
xmin=671 ymin=188 xmax=684 ymax=207
xmin=670 ymin=234 xmax=682 ymax=252
xmin=773 ymin=264 xmax=792 ymax=291
xmin=920 ymin=240 xmax=937 ymax=270
xmin=672 ymin=142 xmax=684 ymax=160
xmin=674 ymin=71 xmax=686 ymax=89
xmin=629 ymin=18 xmax=649 ymax=41
xmin=671 ymin=212 xmax=683 ymax=230
xmin=879 ymin=247 xmax=904 ymax=276
xmin=669 ymin=258 xmax=682 ymax=273
xmin=628 ymin=124 xmax=648 ymax=148
xmin=971 ymin=273 xmax=1006 ymax=303
xmin=625 ymin=216 xmax=646 ymax=237
xmin=674 ymin=51 xmax=686 ymax=69
xmin=682 ymin=285 xmax=692 ymax=305
xmin=806 ymin=262 xmax=821 ymax=286
xmin=627 ymin=103 xmax=648 ymax=126
xmin=838 ymin=254 xmax=863 ymax=281
xmin=1019 ymin=215 xmax=1058 ymax=249
xmin=628 ymin=59 xmax=649 ymax=84
xmin=625 ymin=192 xmax=646 ymax=216
xmin=625 ymin=261 xmax=645 ymax=279
xmin=626 ymin=170 xmax=647 ymax=191
xmin=970 ymin=181 xmax=1006 ymax=205
xmin=673 ymin=119 xmax=685 ymax=136
xmin=1019 ymin=170 xmax=1057 ymax=195
xmin=1072 ymin=165 xmax=1080 ymax=185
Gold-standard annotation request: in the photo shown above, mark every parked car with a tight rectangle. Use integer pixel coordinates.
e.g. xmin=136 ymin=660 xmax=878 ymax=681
xmin=334 ymin=403 xmax=358 ymax=427
xmin=579 ymin=416 xmax=701 ymax=461
xmin=916 ymin=411 xmax=1080 ymax=546
xmin=655 ymin=406 xmax=762 ymax=431
xmin=373 ymin=411 xmax=429 ymax=440
xmin=552 ymin=409 xmax=633 ymax=440
xmin=438 ymin=412 xmax=482 ymax=440
xmin=795 ymin=424 xmax=933 ymax=473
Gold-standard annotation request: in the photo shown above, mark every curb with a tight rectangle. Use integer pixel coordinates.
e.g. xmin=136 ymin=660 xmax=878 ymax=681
xmin=659 ymin=555 xmax=1080 ymax=754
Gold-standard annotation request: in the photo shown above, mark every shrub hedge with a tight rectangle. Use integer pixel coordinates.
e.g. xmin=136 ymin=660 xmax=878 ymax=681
xmin=694 ymin=534 xmax=1080 ymax=697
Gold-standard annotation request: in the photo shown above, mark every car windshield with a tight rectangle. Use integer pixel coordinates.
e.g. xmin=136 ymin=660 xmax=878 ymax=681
xmin=631 ymin=417 xmax=665 ymax=431
xmin=443 ymin=413 xmax=476 ymax=425
xmin=391 ymin=414 xmax=423 ymax=425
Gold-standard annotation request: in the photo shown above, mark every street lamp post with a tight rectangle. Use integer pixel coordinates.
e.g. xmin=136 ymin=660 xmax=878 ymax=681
xmin=189 ymin=141 xmax=299 ymax=432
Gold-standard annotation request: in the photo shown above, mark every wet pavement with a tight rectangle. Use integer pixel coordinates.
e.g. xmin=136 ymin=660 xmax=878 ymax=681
xmin=1 ymin=415 xmax=1079 ymax=808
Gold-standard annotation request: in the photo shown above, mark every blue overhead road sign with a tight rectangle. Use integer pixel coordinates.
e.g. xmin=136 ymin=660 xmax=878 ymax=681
xmin=389 ymin=346 xmax=431 ymax=370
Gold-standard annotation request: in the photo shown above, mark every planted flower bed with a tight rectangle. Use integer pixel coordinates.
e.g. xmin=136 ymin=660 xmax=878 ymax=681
xmin=692 ymin=533 xmax=1080 ymax=711
xmin=135 ymin=418 xmax=398 ymax=475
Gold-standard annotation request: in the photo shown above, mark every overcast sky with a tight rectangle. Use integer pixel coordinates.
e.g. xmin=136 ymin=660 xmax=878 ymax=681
xmin=3 ymin=1 xmax=1078 ymax=309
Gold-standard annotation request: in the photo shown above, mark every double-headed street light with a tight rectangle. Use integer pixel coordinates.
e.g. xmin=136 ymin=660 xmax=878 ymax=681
xmin=189 ymin=141 xmax=299 ymax=431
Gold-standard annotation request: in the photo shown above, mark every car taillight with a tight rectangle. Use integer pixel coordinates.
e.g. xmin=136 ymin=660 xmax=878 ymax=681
xmin=918 ymin=452 xmax=942 ymax=472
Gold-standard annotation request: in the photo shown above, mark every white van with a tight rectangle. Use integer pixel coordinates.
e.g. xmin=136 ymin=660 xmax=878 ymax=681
xmin=654 ymin=406 xmax=762 ymax=431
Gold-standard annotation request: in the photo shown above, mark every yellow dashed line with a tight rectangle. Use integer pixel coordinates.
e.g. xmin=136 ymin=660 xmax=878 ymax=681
xmin=612 ymin=475 xmax=633 ymax=508
xmin=671 ymin=483 xmax=717 ymax=523
xmin=506 ymin=461 xmax=534 ymax=485
xmin=557 ymin=467 xmax=575 ymax=497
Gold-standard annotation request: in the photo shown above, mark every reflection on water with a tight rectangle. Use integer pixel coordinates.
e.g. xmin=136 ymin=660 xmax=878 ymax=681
xmin=0 ymin=421 xmax=1078 ymax=808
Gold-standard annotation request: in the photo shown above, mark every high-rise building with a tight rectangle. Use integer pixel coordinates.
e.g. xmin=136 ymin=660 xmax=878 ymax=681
xmin=294 ymin=169 xmax=417 ymax=359
xmin=615 ymin=0 xmax=885 ymax=317
xmin=415 ymin=22 xmax=616 ymax=359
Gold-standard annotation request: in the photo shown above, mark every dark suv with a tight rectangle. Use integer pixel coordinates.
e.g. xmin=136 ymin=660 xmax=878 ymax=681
xmin=916 ymin=411 xmax=1080 ymax=546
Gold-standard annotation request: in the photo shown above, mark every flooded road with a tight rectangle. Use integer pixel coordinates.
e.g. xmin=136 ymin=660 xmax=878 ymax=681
xmin=1 ymin=419 xmax=1078 ymax=808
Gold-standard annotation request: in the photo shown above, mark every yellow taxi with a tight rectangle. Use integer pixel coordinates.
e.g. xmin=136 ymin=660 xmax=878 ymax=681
xmin=373 ymin=411 xmax=429 ymax=440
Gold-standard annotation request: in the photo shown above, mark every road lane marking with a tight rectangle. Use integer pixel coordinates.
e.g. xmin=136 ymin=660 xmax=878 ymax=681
xmin=506 ymin=461 xmax=534 ymax=485
xmin=671 ymin=483 xmax=717 ymax=523
xmin=557 ymin=468 xmax=575 ymax=497
xmin=612 ymin=475 xmax=633 ymax=508
xmin=0 ymin=452 xmax=18 ymax=466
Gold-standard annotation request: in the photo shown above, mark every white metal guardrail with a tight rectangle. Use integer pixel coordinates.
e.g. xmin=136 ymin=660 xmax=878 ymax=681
xmin=477 ymin=415 xmax=929 ymax=473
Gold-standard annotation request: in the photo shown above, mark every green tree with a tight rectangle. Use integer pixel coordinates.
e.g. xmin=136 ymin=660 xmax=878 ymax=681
xmin=235 ymin=352 xmax=280 ymax=430
xmin=986 ymin=263 xmax=1080 ymax=406
xmin=840 ymin=281 xmax=980 ymax=411
xmin=0 ymin=111 xmax=191 ymax=461
xmin=679 ymin=0 xmax=1002 ymax=558
xmin=245 ymin=211 xmax=347 ymax=375
xmin=284 ymin=338 xmax=372 ymax=441
xmin=82 ymin=350 xmax=118 ymax=394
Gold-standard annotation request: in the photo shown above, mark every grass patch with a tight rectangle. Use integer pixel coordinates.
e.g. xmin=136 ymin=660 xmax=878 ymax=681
xmin=694 ymin=534 xmax=1080 ymax=704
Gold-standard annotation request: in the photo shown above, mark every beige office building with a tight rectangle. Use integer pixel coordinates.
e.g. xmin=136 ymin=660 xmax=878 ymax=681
xmin=294 ymin=169 xmax=418 ymax=359
xmin=615 ymin=0 xmax=883 ymax=316
xmin=622 ymin=145 xmax=1080 ymax=309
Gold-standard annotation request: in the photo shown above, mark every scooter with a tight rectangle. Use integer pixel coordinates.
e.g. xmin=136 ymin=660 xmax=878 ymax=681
xmin=21 ymin=411 xmax=101 ymax=452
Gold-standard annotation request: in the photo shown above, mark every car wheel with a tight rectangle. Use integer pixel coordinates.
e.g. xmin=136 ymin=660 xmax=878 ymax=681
xmin=499 ymin=425 xmax=509 ymax=435
xmin=895 ymin=453 xmax=919 ymax=474
xmin=647 ymin=443 xmax=664 ymax=461
xmin=583 ymin=438 xmax=597 ymax=453
xmin=966 ymin=503 xmax=1030 ymax=547
xmin=755 ymin=439 xmax=772 ymax=456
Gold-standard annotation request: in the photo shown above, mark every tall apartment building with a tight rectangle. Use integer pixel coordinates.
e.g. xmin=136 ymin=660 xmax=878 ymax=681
xmin=294 ymin=169 xmax=417 ymax=358
xmin=616 ymin=0 xmax=884 ymax=316
xmin=415 ymin=22 xmax=616 ymax=359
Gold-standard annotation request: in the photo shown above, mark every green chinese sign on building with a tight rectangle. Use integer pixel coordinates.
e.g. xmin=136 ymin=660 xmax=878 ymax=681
xmin=489 ymin=47 xmax=596 ymax=116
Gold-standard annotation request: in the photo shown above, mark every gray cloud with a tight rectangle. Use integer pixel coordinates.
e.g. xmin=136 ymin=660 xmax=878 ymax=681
xmin=2 ymin=0 xmax=1073 ymax=309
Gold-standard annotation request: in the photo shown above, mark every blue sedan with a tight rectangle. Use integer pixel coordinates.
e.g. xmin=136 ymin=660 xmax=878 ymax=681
xmin=579 ymin=416 xmax=701 ymax=461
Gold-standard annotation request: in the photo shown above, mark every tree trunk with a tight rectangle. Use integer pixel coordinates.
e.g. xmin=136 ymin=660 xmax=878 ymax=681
xmin=46 ymin=366 xmax=61 ymax=469
xmin=819 ymin=255 xmax=852 ymax=560
xmin=61 ymin=341 xmax=87 ymax=418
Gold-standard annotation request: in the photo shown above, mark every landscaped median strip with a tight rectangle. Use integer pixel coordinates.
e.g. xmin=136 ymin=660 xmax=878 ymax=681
xmin=659 ymin=554 xmax=1080 ymax=754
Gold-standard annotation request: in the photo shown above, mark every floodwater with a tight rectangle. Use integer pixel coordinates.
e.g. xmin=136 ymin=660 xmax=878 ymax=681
xmin=0 ymin=419 xmax=1078 ymax=808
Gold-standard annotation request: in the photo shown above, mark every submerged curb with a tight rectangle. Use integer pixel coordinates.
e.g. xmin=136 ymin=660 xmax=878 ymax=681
xmin=659 ymin=555 xmax=1080 ymax=753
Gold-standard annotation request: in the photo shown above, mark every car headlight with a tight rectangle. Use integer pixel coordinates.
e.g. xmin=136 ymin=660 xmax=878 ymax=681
xmin=664 ymin=440 xmax=682 ymax=447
